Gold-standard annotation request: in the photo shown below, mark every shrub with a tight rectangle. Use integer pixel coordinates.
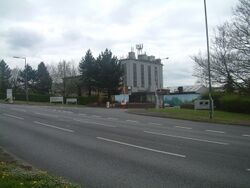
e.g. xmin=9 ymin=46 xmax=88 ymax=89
xmin=0 ymin=93 xmax=5 ymax=99
xmin=219 ymin=95 xmax=250 ymax=114
xmin=202 ymin=92 xmax=250 ymax=114
xmin=13 ymin=93 xmax=50 ymax=102
xmin=77 ymin=96 xmax=98 ymax=105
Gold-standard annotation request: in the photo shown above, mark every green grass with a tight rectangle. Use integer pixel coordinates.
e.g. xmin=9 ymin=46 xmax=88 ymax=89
xmin=0 ymin=148 xmax=81 ymax=188
xmin=146 ymin=108 xmax=250 ymax=126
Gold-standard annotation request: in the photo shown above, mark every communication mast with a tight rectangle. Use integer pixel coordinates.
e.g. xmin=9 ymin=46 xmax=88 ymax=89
xmin=136 ymin=44 xmax=143 ymax=55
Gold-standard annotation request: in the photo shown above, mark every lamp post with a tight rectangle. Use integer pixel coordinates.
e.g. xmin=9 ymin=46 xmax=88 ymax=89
xmin=203 ymin=0 xmax=213 ymax=119
xmin=13 ymin=56 xmax=28 ymax=102
xmin=155 ymin=57 xmax=169 ymax=109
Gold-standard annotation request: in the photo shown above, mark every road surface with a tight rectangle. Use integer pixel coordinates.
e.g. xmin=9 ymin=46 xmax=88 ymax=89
xmin=0 ymin=104 xmax=250 ymax=187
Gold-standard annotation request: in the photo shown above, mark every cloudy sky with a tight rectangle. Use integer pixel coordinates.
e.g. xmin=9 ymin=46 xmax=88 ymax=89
xmin=0 ymin=0 xmax=238 ymax=87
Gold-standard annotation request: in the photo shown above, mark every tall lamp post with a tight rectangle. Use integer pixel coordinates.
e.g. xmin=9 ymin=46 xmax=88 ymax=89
xmin=13 ymin=56 xmax=28 ymax=102
xmin=203 ymin=0 xmax=213 ymax=119
xmin=155 ymin=57 xmax=169 ymax=109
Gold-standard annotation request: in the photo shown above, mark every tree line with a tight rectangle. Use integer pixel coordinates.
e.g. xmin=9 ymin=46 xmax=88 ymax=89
xmin=0 ymin=49 xmax=123 ymax=100
xmin=192 ymin=0 xmax=249 ymax=93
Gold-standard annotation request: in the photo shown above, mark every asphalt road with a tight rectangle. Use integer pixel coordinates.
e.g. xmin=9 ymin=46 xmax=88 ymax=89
xmin=0 ymin=103 xmax=250 ymax=188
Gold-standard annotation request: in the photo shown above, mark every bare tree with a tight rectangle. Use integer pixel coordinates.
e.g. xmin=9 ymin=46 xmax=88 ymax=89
xmin=192 ymin=0 xmax=250 ymax=92
xmin=47 ymin=60 xmax=78 ymax=96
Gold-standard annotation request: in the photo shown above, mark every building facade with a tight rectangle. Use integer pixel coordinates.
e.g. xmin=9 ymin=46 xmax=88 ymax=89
xmin=120 ymin=51 xmax=163 ymax=93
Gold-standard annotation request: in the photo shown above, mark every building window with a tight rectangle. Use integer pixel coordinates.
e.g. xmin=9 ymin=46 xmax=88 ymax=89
xmin=148 ymin=66 xmax=151 ymax=86
xmin=155 ymin=67 xmax=158 ymax=88
xmin=141 ymin=64 xmax=144 ymax=87
xmin=133 ymin=63 xmax=137 ymax=87
xmin=122 ymin=64 xmax=127 ymax=85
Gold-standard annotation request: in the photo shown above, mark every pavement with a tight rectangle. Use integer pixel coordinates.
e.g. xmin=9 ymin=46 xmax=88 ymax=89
xmin=0 ymin=103 xmax=250 ymax=188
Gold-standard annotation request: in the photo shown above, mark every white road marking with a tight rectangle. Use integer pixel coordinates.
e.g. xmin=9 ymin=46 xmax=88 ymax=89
xmin=205 ymin=130 xmax=225 ymax=134
xmin=73 ymin=119 xmax=116 ymax=127
xmin=242 ymin=134 xmax=250 ymax=137
xmin=34 ymin=112 xmax=58 ymax=118
xmin=79 ymin=113 xmax=86 ymax=116
xmin=107 ymin=117 xmax=118 ymax=120
xmin=33 ymin=121 xmax=74 ymax=133
xmin=175 ymin=126 xmax=192 ymax=130
xmin=246 ymin=169 xmax=250 ymax=171
xmin=97 ymin=137 xmax=186 ymax=158
xmin=91 ymin=115 xmax=101 ymax=118
xmin=3 ymin=113 xmax=24 ymax=120
xmin=144 ymin=130 xmax=229 ymax=145
xmin=11 ymin=108 xmax=27 ymax=112
xmin=63 ymin=111 xmax=73 ymax=114
xmin=126 ymin=120 xmax=138 ymax=123
xmin=149 ymin=122 xmax=162 ymax=126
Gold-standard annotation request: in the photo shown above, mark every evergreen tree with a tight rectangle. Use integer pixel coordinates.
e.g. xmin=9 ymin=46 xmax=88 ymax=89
xmin=96 ymin=49 xmax=123 ymax=100
xmin=18 ymin=64 xmax=37 ymax=93
xmin=79 ymin=49 xmax=97 ymax=96
xmin=0 ymin=59 xmax=11 ymax=94
xmin=35 ymin=62 xmax=52 ymax=94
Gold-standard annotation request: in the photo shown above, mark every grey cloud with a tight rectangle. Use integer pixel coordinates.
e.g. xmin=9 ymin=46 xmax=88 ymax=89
xmin=5 ymin=27 xmax=44 ymax=50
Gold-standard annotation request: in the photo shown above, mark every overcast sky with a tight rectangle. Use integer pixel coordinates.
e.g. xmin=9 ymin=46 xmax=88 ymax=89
xmin=0 ymin=0 xmax=238 ymax=87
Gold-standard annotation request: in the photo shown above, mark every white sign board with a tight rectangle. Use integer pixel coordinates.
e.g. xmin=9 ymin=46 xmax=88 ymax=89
xmin=50 ymin=97 xmax=64 ymax=104
xmin=66 ymin=98 xmax=77 ymax=104
xmin=6 ymin=89 xmax=13 ymax=103
xmin=194 ymin=100 xmax=213 ymax=110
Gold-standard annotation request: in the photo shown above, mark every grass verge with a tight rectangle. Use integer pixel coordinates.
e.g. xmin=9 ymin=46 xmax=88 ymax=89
xmin=129 ymin=108 xmax=250 ymax=126
xmin=0 ymin=147 xmax=81 ymax=188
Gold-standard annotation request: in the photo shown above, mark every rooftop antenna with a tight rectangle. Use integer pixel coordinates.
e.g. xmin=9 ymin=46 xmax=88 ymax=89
xmin=136 ymin=44 xmax=143 ymax=55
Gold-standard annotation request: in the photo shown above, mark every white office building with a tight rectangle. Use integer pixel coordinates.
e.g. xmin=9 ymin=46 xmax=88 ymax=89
xmin=120 ymin=51 xmax=163 ymax=93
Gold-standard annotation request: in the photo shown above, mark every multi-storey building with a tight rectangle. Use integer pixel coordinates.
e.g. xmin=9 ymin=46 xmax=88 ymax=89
xmin=120 ymin=51 xmax=163 ymax=94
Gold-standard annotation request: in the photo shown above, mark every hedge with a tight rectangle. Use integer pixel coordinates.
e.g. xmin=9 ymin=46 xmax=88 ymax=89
xmin=202 ymin=92 xmax=250 ymax=114
xmin=13 ymin=93 xmax=50 ymax=102
xmin=77 ymin=96 xmax=98 ymax=105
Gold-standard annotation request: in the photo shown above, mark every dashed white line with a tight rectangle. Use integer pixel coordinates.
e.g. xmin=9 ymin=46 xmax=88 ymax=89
xmin=73 ymin=119 xmax=116 ymax=127
xmin=175 ymin=126 xmax=192 ymax=130
xmin=33 ymin=121 xmax=74 ymax=133
xmin=11 ymin=108 xmax=27 ymax=112
xmin=144 ymin=130 xmax=229 ymax=145
xmin=91 ymin=115 xmax=101 ymax=118
xmin=34 ymin=112 xmax=58 ymax=118
xmin=149 ymin=122 xmax=162 ymax=126
xmin=205 ymin=130 xmax=225 ymax=134
xmin=3 ymin=113 xmax=24 ymax=120
xmin=242 ymin=134 xmax=250 ymax=137
xmin=246 ymin=169 xmax=250 ymax=171
xmin=126 ymin=120 xmax=138 ymax=123
xmin=79 ymin=113 xmax=86 ymax=116
xmin=97 ymin=137 xmax=186 ymax=158
xmin=107 ymin=117 xmax=118 ymax=120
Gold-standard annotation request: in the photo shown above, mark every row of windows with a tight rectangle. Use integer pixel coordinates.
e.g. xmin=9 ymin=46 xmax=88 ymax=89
xmin=132 ymin=63 xmax=159 ymax=88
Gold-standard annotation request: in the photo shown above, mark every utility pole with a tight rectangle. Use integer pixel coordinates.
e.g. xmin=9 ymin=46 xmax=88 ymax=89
xmin=13 ymin=56 xmax=28 ymax=102
xmin=204 ymin=0 xmax=213 ymax=119
xmin=63 ymin=61 xmax=66 ymax=103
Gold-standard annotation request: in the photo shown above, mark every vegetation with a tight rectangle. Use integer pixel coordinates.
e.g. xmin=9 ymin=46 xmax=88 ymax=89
xmin=0 ymin=148 xmax=81 ymax=188
xmin=192 ymin=0 xmax=250 ymax=93
xmin=79 ymin=49 xmax=123 ymax=99
xmin=145 ymin=108 xmax=250 ymax=126
xmin=0 ymin=60 xmax=11 ymax=93
xmin=202 ymin=92 xmax=250 ymax=114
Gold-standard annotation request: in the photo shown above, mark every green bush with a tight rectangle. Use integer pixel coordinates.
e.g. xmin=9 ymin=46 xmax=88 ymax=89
xmin=13 ymin=93 xmax=50 ymax=102
xmin=77 ymin=96 xmax=98 ymax=105
xmin=219 ymin=95 xmax=250 ymax=114
xmin=0 ymin=93 xmax=5 ymax=99
xmin=202 ymin=92 xmax=250 ymax=114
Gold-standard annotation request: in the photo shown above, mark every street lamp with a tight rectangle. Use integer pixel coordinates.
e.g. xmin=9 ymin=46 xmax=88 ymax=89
xmin=203 ymin=0 xmax=213 ymax=119
xmin=155 ymin=57 xmax=169 ymax=109
xmin=13 ymin=56 xmax=28 ymax=102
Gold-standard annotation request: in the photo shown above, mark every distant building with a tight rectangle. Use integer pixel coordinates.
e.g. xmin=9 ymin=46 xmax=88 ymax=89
xmin=164 ymin=85 xmax=208 ymax=106
xmin=120 ymin=50 xmax=163 ymax=94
